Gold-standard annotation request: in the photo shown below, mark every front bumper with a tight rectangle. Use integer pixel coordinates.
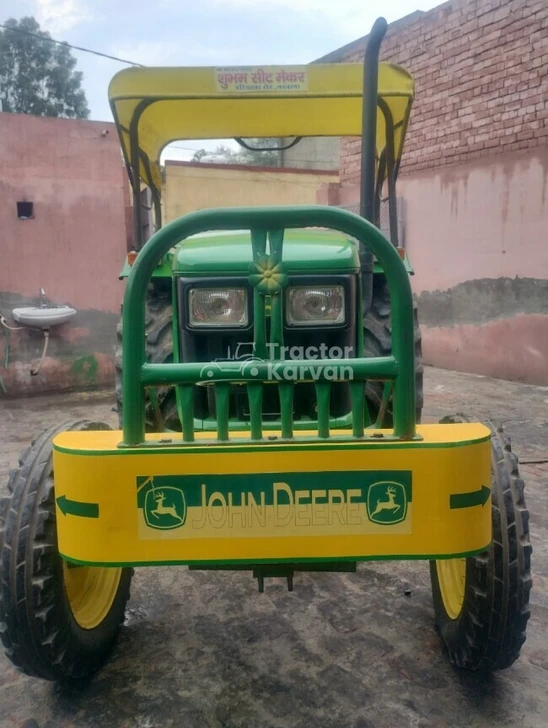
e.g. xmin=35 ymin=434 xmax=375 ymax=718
xmin=53 ymin=423 xmax=491 ymax=567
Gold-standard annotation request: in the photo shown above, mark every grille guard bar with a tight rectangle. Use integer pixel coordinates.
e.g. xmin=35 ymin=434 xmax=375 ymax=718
xmin=121 ymin=206 xmax=416 ymax=446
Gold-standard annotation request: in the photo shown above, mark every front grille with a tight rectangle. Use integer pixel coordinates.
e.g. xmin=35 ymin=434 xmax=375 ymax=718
xmin=177 ymin=274 xmax=357 ymax=424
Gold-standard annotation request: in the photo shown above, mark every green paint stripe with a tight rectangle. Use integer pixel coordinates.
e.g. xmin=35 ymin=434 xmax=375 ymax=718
xmin=450 ymin=485 xmax=490 ymax=509
xmin=56 ymin=495 xmax=99 ymax=519
xmin=53 ymin=434 xmax=491 ymax=457
xmin=59 ymin=547 xmax=490 ymax=569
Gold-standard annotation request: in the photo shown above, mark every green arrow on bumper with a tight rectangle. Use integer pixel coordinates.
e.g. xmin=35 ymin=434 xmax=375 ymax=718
xmin=56 ymin=495 xmax=99 ymax=519
xmin=450 ymin=485 xmax=490 ymax=510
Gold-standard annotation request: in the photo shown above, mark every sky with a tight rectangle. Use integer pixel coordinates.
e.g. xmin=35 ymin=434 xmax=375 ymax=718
xmin=1 ymin=0 xmax=443 ymax=159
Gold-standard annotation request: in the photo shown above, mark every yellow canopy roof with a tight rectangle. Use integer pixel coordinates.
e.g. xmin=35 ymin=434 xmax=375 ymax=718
xmin=108 ymin=63 xmax=414 ymax=194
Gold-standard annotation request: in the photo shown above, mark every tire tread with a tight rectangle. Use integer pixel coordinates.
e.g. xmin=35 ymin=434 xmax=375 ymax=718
xmin=364 ymin=276 xmax=423 ymax=424
xmin=116 ymin=286 xmax=179 ymax=431
xmin=0 ymin=421 xmax=132 ymax=681
xmin=431 ymin=415 xmax=532 ymax=671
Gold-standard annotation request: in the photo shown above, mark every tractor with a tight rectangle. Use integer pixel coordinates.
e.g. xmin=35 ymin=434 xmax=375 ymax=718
xmin=0 ymin=18 xmax=531 ymax=682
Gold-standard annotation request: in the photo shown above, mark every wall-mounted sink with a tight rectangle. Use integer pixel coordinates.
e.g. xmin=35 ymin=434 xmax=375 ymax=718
xmin=13 ymin=306 xmax=77 ymax=329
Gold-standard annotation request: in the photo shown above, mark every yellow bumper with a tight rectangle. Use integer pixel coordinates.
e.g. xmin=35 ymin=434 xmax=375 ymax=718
xmin=52 ymin=424 xmax=491 ymax=566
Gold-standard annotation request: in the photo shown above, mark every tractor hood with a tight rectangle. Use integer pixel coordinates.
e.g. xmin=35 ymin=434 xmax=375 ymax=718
xmin=118 ymin=227 xmax=413 ymax=279
xmin=173 ymin=228 xmax=360 ymax=275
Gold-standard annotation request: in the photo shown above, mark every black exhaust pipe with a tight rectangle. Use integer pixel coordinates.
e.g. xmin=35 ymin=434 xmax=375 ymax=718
xmin=360 ymin=16 xmax=388 ymax=222
xmin=358 ymin=17 xmax=388 ymax=314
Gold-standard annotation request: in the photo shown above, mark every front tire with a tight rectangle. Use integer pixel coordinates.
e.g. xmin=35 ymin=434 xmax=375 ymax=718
xmin=430 ymin=418 xmax=532 ymax=671
xmin=0 ymin=421 xmax=132 ymax=681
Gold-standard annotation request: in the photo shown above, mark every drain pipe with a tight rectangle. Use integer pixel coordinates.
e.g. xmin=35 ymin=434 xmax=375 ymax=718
xmin=30 ymin=329 xmax=50 ymax=376
xmin=0 ymin=313 xmax=51 ymax=381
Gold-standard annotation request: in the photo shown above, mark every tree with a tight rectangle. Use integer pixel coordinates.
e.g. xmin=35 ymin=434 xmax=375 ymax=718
xmin=192 ymin=138 xmax=279 ymax=166
xmin=190 ymin=148 xmax=210 ymax=163
xmin=0 ymin=17 xmax=89 ymax=119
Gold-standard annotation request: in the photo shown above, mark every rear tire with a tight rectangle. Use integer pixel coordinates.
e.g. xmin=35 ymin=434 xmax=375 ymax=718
xmin=0 ymin=421 xmax=132 ymax=681
xmin=364 ymin=276 xmax=423 ymax=426
xmin=116 ymin=284 xmax=180 ymax=431
xmin=430 ymin=417 xmax=532 ymax=671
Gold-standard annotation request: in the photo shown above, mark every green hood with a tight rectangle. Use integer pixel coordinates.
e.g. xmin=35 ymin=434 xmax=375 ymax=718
xmin=118 ymin=227 xmax=412 ymax=279
xmin=173 ymin=228 xmax=360 ymax=275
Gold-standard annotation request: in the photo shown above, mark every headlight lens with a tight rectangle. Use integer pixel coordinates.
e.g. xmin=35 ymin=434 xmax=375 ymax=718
xmin=286 ymin=286 xmax=345 ymax=326
xmin=189 ymin=288 xmax=248 ymax=327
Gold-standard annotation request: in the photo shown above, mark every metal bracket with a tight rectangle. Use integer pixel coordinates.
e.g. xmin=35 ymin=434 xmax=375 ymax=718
xmin=252 ymin=562 xmax=357 ymax=593
xmin=253 ymin=565 xmax=295 ymax=593
xmin=189 ymin=561 xmax=357 ymax=593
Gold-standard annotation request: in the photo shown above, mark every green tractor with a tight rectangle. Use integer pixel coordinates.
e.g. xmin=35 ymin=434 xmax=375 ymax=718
xmin=0 ymin=18 xmax=531 ymax=683
xmin=113 ymin=19 xmax=422 ymax=434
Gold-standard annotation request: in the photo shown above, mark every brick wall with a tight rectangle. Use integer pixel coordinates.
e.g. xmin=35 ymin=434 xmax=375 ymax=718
xmin=334 ymin=0 xmax=548 ymax=182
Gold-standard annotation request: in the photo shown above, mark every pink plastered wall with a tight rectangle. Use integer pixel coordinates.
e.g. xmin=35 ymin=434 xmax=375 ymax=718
xmin=0 ymin=113 xmax=130 ymax=397
xmin=399 ymin=150 xmax=548 ymax=293
xmin=318 ymin=148 xmax=548 ymax=384
xmin=0 ymin=112 xmax=128 ymax=314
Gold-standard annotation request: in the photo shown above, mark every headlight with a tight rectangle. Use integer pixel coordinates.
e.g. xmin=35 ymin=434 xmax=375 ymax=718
xmin=286 ymin=286 xmax=345 ymax=326
xmin=189 ymin=288 xmax=248 ymax=327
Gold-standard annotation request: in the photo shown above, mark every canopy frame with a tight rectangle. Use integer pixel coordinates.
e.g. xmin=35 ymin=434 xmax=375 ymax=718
xmin=108 ymin=17 xmax=414 ymax=251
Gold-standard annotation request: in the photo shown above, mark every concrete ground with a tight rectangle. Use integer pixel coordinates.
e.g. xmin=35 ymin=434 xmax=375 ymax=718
xmin=0 ymin=366 xmax=547 ymax=728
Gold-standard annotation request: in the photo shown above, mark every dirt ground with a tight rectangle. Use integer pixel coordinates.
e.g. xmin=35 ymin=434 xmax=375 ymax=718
xmin=1 ymin=366 xmax=547 ymax=728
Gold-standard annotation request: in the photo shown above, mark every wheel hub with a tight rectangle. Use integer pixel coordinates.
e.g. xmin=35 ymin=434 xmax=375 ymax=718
xmin=63 ymin=563 xmax=123 ymax=630
xmin=436 ymin=558 xmax=466 ymax=620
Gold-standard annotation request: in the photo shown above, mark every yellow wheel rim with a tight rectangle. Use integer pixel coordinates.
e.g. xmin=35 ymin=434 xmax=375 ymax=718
xmin=436 ymin=558 xmax=466 ymax=620
xmin=63 ymin=563 xmax=122 ymax=630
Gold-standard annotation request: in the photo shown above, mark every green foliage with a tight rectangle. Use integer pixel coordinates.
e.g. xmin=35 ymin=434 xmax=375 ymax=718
xmin=0 ymin=17 xmax=89 ymax=119
xmin=192 ymin=138 xmax=279 ymax=166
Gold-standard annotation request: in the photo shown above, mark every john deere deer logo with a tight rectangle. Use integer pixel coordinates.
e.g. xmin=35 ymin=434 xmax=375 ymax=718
xmin=144 ymin=483 xmax=186 ymax=530
xmin=366 ymin=481 xmax=407 ymax=525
